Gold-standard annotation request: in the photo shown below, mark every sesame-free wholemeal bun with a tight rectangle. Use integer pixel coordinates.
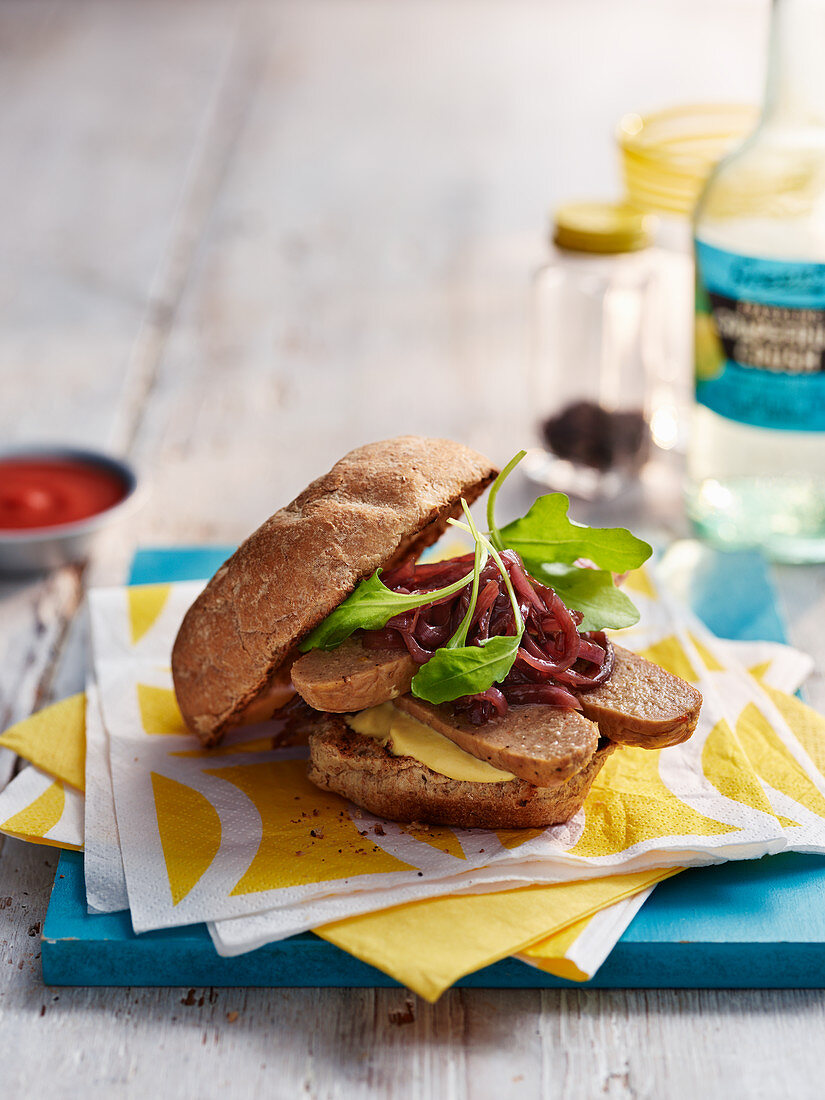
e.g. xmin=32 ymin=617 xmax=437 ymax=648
xmin=171 ymin=436 xmax=498 ymax=744
xmin=171 ymin=434 xmax=701 ymax=830
xmin=307 ymin=716 xmax=618 ymax=830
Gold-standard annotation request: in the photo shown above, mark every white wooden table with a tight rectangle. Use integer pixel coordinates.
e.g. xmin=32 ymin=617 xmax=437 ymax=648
xmin=5 ymin=2 xmax=825 ymax=1095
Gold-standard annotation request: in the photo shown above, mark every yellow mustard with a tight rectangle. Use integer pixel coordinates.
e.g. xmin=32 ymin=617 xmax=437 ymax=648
xmin=346 ymin=702 xmax=515 ymax=784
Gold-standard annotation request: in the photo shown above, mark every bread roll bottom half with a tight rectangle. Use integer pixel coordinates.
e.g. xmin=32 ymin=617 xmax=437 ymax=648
xmin=307 ymin=716 xmax=616 ymax=830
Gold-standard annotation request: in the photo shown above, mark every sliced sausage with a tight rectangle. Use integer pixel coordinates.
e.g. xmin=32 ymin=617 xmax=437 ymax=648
xmin=394 ymin=695 xmax=599 ymax=788
xmin=233 ymin=660 xmax=297 ymax=725
xmin=293 ymin=637 xmax=702 ymax=752
xmin=577 ymin=644 xmax=702 ymax=748
xmin=291 ymin=638 xmax=416 ymax=712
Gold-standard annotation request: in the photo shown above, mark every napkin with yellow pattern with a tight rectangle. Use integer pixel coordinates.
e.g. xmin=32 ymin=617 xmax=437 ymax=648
xmin=0 ymin=679 xmax=673 ymax=993
xmin=2 ymin=555 xmax=825 ymax=1001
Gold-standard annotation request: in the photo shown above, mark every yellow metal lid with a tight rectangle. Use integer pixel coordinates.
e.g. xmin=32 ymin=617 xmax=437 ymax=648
xmin=552 ymin=201 xmax=653 ymax=254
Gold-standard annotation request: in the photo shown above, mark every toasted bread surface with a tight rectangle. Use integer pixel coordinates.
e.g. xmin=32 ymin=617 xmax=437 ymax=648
xmin=172 ymin=437 xmax=497 ymax=743
xmin=578 ymin=645 xmax=702 ymax=748
xmin=307 ymin=717 xmax=616 ymax=828
xmin=394 ymin=695 xmax=599 ymax=787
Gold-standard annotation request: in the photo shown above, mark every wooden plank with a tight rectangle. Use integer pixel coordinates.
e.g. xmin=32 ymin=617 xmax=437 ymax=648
xmin=0 ymin=565 xmax=84 ymax=779
xmin=0 ymin=0 xmax=240 ymax=452
xmin=5 ymin=832 xmax=825 ymax=1098
xmin=6 ymin=1 xmax=825 ymax=1096
xmin=0 ymin=0 xmax=246 ymax=732
xmin=44 ymin=547 xmax=825 ymax=1005
xmin=130 ymin=0 xmax=767 ymax=550
xmin=0 ymin=0 xmax=242 ymax=827
xmin=0 ymin=839 xmax=476 ymax=1097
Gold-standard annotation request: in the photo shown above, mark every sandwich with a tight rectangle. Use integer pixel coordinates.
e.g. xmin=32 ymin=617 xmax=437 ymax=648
xmin=171 ymin=436 xmax=701 ymax=829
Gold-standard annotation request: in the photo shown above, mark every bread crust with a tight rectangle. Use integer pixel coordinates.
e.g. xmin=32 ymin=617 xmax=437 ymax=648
xmin=307 ymin=717 xmax=616 ymax=829
xmin=172 ymin=437 xmax=497 ymax=743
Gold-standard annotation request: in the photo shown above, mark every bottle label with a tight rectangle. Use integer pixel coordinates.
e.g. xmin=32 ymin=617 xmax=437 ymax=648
xmin=694 ymin=239 xmax=825 ymax=431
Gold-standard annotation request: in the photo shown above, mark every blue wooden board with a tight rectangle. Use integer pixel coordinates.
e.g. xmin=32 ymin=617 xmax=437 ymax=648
xmin=41 ymin=545 xmax=825 ymax=989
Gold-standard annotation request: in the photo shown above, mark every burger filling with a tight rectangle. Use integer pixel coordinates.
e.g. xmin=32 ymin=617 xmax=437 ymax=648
xmin=361 ymin=550 xmax=613 ymax=725
xmin=347 ymin=702 xmax=515 ymax=783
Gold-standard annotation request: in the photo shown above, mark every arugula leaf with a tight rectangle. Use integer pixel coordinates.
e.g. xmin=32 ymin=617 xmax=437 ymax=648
xmin=411 ymin=504 xmax=525 ymax=704
xmin=498 ymin=493 xmax=652 ymax=574
xmin=497 ymin=492 xmax=650 ymax=632
xmin=455 ymin=505 xmax=524 ymax=637
xmin=410 ymin=635 xmax=522 ymax=705
xmin=484 ymin=458 xmax=650 ymax=631
xmin=299 ymin=566 xmax=476 ymax=652
xmin=486 ymin=450 xmax=526 ymax=553
xmin=539 ymin=563 xmax=641 ymax=631
xmin=445 ymin=536 xmax=486 ymax=650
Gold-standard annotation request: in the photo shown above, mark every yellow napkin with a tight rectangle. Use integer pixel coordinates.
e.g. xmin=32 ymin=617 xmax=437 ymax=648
xmin=0 ymin=694 xmax=86 ymax=791
xmin=318 ymin=867 xmax=679 ymax=1001
xmin=518 ymin=867 xmax=681 ymax=981
xmin=0 ymin=695 xmax=85 ymax=849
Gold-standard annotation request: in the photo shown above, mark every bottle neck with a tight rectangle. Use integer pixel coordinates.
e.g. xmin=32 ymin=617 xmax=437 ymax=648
xmin=763 ymin=0 xmax=825 ymax=127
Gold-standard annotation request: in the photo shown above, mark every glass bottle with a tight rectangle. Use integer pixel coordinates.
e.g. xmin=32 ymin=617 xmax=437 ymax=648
xmin=526 ymin=202 xmax=655 ymax=501
xmin=688 ymin=0 xmax=825 ymax=562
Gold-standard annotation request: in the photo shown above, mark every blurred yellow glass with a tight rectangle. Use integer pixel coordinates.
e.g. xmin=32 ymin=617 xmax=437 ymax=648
xmin=618 ymin=104 xmax=759 ymax=217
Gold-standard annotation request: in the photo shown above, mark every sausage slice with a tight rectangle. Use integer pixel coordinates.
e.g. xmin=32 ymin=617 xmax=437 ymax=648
xmin=293 ymin=638 xmax=702 ymax=753
xmin=291 ymin=638 xmax=416 ymax=712
xmin=394 ymin=695 xmax=599 ymax=787
xmin=578 ymin=644 xmax=702 ymax=748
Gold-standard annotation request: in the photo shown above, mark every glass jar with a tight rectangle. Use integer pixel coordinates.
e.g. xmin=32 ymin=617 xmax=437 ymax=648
xmin=525 ymin=202 xmax=656 ymax=501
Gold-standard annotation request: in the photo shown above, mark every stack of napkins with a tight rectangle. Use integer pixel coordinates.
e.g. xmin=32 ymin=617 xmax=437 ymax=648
xmin=2 ymin=559 xmax=825 ymax=1001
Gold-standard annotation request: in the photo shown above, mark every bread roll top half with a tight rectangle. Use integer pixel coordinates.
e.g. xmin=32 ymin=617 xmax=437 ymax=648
xmin=171 ymin=436 xmax=498 ymax=744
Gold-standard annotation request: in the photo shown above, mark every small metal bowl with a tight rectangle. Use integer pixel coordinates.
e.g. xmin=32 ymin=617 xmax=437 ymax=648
xmin=0 ymin=446 xmax=143 ymax=575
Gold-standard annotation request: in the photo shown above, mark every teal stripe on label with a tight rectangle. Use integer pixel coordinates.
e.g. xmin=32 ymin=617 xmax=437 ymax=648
xmin=697 ymin=360 xmax=825 ymax=431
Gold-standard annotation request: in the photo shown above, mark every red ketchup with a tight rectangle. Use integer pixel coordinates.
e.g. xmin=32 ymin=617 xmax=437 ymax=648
xmin=0 ymin=457 xmax=128 ymax=531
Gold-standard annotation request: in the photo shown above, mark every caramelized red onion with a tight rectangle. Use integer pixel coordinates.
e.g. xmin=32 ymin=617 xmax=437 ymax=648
xmin=362 ymin=550 xmax=614 ymax=725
